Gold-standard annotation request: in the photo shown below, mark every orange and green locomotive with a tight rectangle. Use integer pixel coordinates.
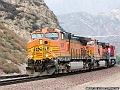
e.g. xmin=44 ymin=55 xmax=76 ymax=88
xmin=26 ymin=28 xmax=116 ymax=76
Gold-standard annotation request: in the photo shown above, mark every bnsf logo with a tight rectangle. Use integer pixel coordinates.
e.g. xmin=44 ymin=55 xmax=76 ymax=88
xmin=34 ymin=47 xmax=42 ymax=51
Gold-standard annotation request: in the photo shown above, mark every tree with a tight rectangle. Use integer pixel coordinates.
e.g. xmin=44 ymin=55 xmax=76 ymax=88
xmin=116 ymin=55 xmax=120 ymax=65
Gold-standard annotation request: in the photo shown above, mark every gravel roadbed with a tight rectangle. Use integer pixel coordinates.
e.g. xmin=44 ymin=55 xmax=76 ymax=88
xmin=0 ymin=65 xmax=120 ymax=90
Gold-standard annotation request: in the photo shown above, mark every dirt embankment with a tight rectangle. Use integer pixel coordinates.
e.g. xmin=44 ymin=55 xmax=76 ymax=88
xmin=0 ymin=65 xmax=120 ymax=90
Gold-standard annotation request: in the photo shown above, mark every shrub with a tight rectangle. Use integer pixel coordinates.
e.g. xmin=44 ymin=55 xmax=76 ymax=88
xmin=0 ymin=58 xmax=6 ymax=65
xmin=5 ymin=14 xmax=15 ymax=20
xmin=3 ymin=54 xmax=8 ymax=59
xmin=0 ymin=41 xmax=6 ymax=47
xmin=33 ymin=16 xmax=39 ymax=23
xmin=0 ymin=23 xmax=9 ymax=30
xmin=25 ymin=16 xmax=31 ymax=20
xmin=33 ymin=1 xmax=41 ymax=6
xmin=2 ymin=63 xmax=20 ymax=74
xmin=116 ymin=55 xmax=120 ymax=65
xmin=32 ymin=24 xmax=39 ymax=30
xmin=17 ymin=15 xmax=22 ymax=19
xmin=9 ymin=57 xmax=18 ymax=64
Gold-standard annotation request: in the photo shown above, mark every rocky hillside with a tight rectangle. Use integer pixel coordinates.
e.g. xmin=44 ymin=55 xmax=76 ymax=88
xmin=0 ymin=23 xmax=27 ymax=74
xmin=57 ymin=9 xmax=120 ymax=54
xmin=0 ymin=0 xmax=62 ymax=74
xmin=0 ymin=0 xmax=62 ymax=40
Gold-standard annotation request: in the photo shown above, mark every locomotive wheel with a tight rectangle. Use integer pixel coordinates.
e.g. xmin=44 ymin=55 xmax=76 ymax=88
xmin=88 ymin=61 xmax=94 ymax=71
xmin=88 ymin=62 xmax=92 ymax=71
xmin=91 ymin=62 xmax=94 ymax=70
xmin=40 ymin=67 xmax=56 ymax=76
xmin=110 ymin=59 xmax=116 ymax=67
xmin=26 ymin=67 xmax=41 ymax=76
xmin=88 ymin=59 xmax=94 ymax=71
xmin=26 ymin=66 xmax=56 ymax=76
xmin=106 ymin=60 xmax=110 ymax=67
xmin=26 ymin=67 xmax=34 ymax=76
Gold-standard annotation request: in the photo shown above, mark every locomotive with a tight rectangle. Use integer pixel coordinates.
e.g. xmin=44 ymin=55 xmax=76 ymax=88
xmin=26 ymin=28 xmax=116 ymax=76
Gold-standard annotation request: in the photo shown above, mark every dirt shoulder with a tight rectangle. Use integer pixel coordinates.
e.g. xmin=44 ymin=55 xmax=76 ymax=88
xmin=68 ymin=66 xmax=120 ymax=90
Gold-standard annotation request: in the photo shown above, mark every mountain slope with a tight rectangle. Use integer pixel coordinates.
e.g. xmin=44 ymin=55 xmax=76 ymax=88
xmin=57 ymin=9 xmax=120 ymax=54
xmin=57 ymin=10 xmax=120 ymax=36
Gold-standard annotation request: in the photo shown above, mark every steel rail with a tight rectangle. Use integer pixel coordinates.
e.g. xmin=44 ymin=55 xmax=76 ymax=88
xmin=0 ymin=75 xmax=49 ymax=86
xmin=0 ymin=74 xmax=29 ymax=79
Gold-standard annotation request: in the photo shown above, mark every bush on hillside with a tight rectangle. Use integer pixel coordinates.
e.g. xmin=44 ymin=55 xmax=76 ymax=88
xmin=0 ymin=63 xmax=20 ymax=74
xmin=116 ymin=55 xmax=120 ymax=65
xmin=5 ymin=14 xmax=15 ymax=20
xmin=32 ymin=24 xmax=39 ymax=30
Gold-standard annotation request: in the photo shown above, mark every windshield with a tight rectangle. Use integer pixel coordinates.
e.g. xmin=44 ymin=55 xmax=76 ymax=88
xmin=45 ymin=32 xmax=58 ymax=40
xmin=32 ymin=33 xmax=44 ymax=40
xmin=87 ymin=41 xmax=94 ymax=46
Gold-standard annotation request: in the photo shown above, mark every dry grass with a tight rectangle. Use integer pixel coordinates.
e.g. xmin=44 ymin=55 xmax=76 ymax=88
xmin=0 ymin=58 xmax=20 ymax=74
xmin=1 ymin=63 xmax=20 ymax=74
xmin=0 ymin=23 xmax=9 ymax=30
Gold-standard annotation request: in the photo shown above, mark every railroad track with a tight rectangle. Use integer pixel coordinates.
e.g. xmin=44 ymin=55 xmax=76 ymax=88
xmin=0 ymin=74 xmax=49 ymax=86
xmin=0 ymin=66 xmax=110 ymax=86
xmin=0 ymin=74 xmax=29 ymax=79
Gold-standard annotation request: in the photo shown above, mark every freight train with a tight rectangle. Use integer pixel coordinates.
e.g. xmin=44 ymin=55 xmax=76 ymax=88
xmin=26 ymin=28 xmax=116 ymax=76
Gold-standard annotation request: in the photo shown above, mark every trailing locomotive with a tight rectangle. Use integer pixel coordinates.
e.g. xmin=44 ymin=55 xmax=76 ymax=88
xmin=26 ymin=28 xmax=116 ymax=76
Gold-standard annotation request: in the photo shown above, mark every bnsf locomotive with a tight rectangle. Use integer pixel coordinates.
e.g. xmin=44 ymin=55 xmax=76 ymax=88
xmin=26 ymin=28 xmax=116 ymax=76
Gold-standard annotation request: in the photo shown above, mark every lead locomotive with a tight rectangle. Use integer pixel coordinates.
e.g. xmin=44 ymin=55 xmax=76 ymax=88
xmin=26 ymin=28 xmax=116 ymax=76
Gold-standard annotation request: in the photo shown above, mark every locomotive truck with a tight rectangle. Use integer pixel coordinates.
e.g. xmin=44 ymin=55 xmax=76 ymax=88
xmin=26 ymin=28 xmax=116 ymax=76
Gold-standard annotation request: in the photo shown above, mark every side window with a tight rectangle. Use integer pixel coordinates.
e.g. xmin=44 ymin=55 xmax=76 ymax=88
xmin=61 ymin=33 xmax=64 ymax=40
xmin=87 ymin=41 xmax=94 ymax=46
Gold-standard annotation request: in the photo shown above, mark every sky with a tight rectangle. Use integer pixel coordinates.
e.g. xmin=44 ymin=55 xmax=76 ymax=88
xmin=44 ymin=0 xmax=120 ymax=15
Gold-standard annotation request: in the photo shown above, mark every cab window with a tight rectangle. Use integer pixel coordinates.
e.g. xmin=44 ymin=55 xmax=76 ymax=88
xmin=45 ymin=32 xmax=58 ymax=40
xmin=32 ymin=33 xmax=44 ymax=40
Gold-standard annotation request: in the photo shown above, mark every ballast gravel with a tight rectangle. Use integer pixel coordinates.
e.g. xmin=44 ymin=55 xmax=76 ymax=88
xmin=0 ymin=65 xmax=120 ymax=90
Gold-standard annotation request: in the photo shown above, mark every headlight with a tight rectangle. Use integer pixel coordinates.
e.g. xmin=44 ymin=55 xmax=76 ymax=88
xmin=46 ymin=53 xmax=48 ymax=57
xmin=54 ymin=60 xmax=57 ymax=62
xmin=40 ymin=40 xmax=42 ymax=44
xmin=28 ymin=54 xmax=33 ymax=59
xmin=30 ymin=55 xmax=33 ymax=58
